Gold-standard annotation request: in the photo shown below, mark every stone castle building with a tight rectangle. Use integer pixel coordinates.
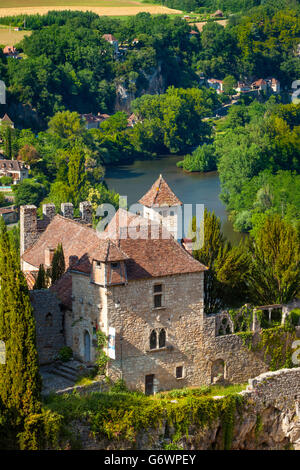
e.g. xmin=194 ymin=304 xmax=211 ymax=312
xmin=21 ymin=176 xmax=270 ymax=393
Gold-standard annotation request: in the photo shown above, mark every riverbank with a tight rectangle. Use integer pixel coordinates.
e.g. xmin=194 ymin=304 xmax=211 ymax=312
xmin=105 ymin=154 xmax=243 ymax=245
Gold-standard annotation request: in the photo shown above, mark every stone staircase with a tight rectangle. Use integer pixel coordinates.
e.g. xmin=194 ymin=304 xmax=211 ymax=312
xmin=50 ymin=360 xmax=82 ymax=383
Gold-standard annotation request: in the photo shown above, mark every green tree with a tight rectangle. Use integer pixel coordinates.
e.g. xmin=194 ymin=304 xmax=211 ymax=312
xmin=51 ymin=243 xmax=65 ymax=284
xmin=67 ymin=146 xmax=88 ymax=206
xmin=0 ymin=218 xmax=42 ymax=417
xmin=247 ymin=215 xmax=300 ymax=304
xmin=193 ymin=209 xmax=250 ymax=313
xmin=48 ymin=111 xmax=85 ymax=141
xmin=13 ymin=179 xmax=47 ymax=207
xmin=34 ymin=264 xmax=48 ymax=290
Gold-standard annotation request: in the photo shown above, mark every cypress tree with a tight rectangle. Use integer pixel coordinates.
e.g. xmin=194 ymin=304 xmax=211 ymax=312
xmin=0 ymin=218 xmax=42 ymax=418
xmin=67 ymin=145 xmax=87 ymax=206
xmin=4 ymin=125 xmax=12 ymax=159
xmin=34 ymin=264 xmax=47 ymax=290
xmin=51 ymin=243 xmax=65 ymax=284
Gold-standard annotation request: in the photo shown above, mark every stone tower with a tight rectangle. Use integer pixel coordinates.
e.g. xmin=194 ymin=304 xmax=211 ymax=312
xmin=138 ymin=174 xmax=182 ymax=239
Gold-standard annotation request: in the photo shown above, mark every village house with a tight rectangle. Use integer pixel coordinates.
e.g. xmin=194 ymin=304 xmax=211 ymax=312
xmin=127 ymin=113 xmax=139 ymax=127
xmin=207 ymin=78 xmax=223 ymax=94
xmin=251 ymin=78 xmax=280 ymax=94
xmin=102 ymin=34 xmax=119 ymax=54
xmin=0 ymin=113 xmax=14 ymax=128
xmin=235 ymin=81 xmax=252 ymax=93
xmin=3 ymin=46 xmax=20 ymax=59
xmin=0 ymin=159 xmax=29 ymax=184
xmin=0 ymin=206 xmax=18 ymax=225
xmin=80 ymin=113 xmax=110 ymax=130
xmin=20 ymin=176 xmax=274 ymax=393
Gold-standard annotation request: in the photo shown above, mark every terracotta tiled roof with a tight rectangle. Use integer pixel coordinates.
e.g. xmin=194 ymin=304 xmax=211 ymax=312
xmin=22 ymin=214 xmax=108 ymax=269
xmin=24 ymin=271 xmax=37 ymax=290
xmin=1 ymin=113 xmax=13 ymax=123
xmin=22 ymin=208 xmax=206 ymax=283
xmin=252 ymin=79 xmax=267 ymax=87
xmin=0 ymin=159 xmax=22 ymax=172
xmin=138 ymin=175 xmax=182 ymax=208
xmin=102 ymin=34 xmax=118 ymax=42
xmin=0 ymin=207 xmax=15 ymax=215
xmin=103 ymin=208 xmax=207 ymax=279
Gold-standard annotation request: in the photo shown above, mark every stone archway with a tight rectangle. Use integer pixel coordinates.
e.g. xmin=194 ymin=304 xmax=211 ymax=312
xmin=211 ymin=359 xmax=225 ymax=384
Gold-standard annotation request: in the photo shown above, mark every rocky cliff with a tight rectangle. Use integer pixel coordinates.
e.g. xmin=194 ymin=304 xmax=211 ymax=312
xmin=69 ymin=368 xmax=300 ymax=450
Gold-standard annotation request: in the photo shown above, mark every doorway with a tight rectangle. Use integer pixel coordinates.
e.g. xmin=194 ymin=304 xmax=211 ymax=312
xmin=84 ymin=330 xmax=91 ymax=362
xmin=145 ymin=374 xmax=154 ymax=395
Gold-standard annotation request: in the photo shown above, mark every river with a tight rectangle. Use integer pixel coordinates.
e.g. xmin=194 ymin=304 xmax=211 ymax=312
xmin=105 ymin=154 xmax=242 ymax=245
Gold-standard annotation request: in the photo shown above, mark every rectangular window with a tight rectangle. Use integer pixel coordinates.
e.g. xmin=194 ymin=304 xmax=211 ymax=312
xmin=154 ymin=294 xmax=162 ymax=308
xmin=111 ymin=262 xmax=120 ymax=269
xmin=176 ymin=366 xmax=183 ymax=379
xmin=153 ymin=284 xmax=163 ymax=308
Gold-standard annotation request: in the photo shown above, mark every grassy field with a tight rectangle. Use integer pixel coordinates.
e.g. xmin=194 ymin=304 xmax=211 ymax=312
xmin=0 ymin=25 xmax=31 ymax=46
xmin=0 ymin=1 xmax=182 ymax=17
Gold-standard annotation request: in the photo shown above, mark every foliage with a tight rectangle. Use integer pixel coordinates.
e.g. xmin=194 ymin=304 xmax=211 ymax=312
xmin=44 ymin=387 xmax=244 ymax=449
xmin=193 ymin=209 xmax=250 ymax=313
xmin=0 ymin=219 xmax=59 ymax=449
xmin=132 ymin=87 xmax=219 ymax=153
xmin=58 ymin=346 xmax=73 ymax=363
xmin=13 ymin=179 xmax=47 ymax=207
xmin=288 ymin=309 xmax=300 ymax=327
xmin=51 ymin=243 xmax=66 ymax=285
xmin=256 ymin=324 xmax=297 ymax=371
xmin=177 ymin=143 xmax=217 ymax=172
xmin=95 ymin=330 xmax=109 ymax=375
xmin=33 ymin=264 xmax=48 ymax=290
xmin=247 ymin=215 xmax=300 ymax=305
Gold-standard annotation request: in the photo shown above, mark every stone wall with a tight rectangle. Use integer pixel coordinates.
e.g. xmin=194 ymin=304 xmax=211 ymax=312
xmin=69 ymin=269 xmax=276 ymax=392
xmin=30 ymin=290 xmax=65 ymax=365
xmin=107 ymin=272 xmax=205 ymax=392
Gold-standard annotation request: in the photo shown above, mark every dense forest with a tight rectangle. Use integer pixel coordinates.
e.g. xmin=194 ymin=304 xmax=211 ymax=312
xmin=0 ymin=3 xmax=299 ymax=128
xmin=0 ymin=4 xmax=299 ymax=234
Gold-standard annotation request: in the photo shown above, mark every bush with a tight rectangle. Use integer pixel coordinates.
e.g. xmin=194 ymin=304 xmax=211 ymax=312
xmin=110 ymin=379 xmax=128 ymax=393
xmin=58 ymin=346 xmax=73 ymax=362
xmin=289 ymin=309 xmax=300 ymax=327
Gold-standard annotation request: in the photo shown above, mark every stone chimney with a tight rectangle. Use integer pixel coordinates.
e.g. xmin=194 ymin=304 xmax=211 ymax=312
xmin=80 ymin=201 xmax=93 ymax=225
xmin=42 ymin=203 xmax=56 ymax=222
xmin=69 ymin=255 xmax=79 ymax=269
xmin=61 ymin=202 xmax=74 ymax=219
xmin=45 ymin=247 xmax=55 ymax=268
xmin=20 ymin=205 xmax=38 ymax=260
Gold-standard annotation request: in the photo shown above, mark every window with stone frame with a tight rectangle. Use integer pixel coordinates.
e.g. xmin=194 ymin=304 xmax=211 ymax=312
xmin=153 ymin=284 xmax=163 ymax=308
xmin=159 ymin=328 xmax=166 ymax=348
xmin=176 ymin=366 xmax=183 ymax=379
xmin=149 ymin=328 xmax=166 ymax=350
xmin=149 ymin=330 xmax=157 ymax=350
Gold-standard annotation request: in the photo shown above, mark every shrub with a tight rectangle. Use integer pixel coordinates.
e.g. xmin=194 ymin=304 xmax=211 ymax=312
xmin=58 ymin=346 xmax=73 ymax=362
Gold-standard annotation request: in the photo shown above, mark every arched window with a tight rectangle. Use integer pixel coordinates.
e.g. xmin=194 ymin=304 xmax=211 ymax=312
xmin=45 ymin=313 xmax=53 ymax=327
xmin=159 ymin=328 xmax=166 ymax=348
xmin=150 ymin=330 xmax=157 ymax=350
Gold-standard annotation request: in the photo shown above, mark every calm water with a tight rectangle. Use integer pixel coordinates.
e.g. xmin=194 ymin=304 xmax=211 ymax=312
xmin=106 ymin=154 xmax=241 ymax=244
